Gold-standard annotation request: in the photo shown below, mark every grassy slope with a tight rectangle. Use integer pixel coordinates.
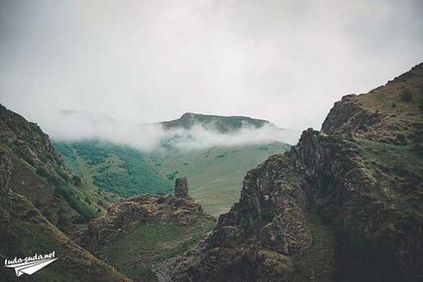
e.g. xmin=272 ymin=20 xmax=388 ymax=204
xmin=0 ymin=194 xmax=129 ymax=282
xmin=0 ymin=104 xmax=114 ymax=231
xmin=55 ymin=140 xmax=290 ymax=217
xmin=4 ymin=148 xmax=111 ymax=233
xmin=146 ymin=142 xmax=290 ymax=216
xmin=53 ymin=140 xmax=173 ymax=197
xmin=100 ymin=221 xmax=215 ymax=282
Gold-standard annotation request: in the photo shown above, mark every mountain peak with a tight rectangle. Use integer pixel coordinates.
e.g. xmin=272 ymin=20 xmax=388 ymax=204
xmin=162 ymin=112 xmax=273 ymax=133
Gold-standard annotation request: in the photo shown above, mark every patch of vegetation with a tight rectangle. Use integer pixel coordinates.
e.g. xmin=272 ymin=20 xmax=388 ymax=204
xmin=54 ymin=140 xmax=173 ymax=197
xmin=166 ymin=170 xmax=178 ymax=180
xmin=399 ymin=89 xmax=413 ymax=102
xmin=216 ymin=152 xmax=227 ymax=158
xmin=51 ymin=142 xmax=81 ymax=175
xmin=55 ymin=184 xmax=96 ymax=222
xmin=292 ymin=215 xmax=336 ymax=282
xmin=355 ymin=139 xmax=423 ymax=179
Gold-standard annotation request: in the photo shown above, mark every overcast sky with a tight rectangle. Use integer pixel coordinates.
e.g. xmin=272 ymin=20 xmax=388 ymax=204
xmin=1 ymin=0 xmax=422 ymax=140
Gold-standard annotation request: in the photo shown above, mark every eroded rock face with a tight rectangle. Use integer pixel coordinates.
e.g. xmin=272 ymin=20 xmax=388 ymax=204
xmin=171 ymin=155 xmax=312 ymax=281
xmin=74 ymin=194 xmax=212 ymax=253
xmin=171 ymin=63 xmax=423 ymax=281
xmin=174 ymin=177 xmax=188 ymax=198
xmin=321 ymin=94 xmax=381 ymax=136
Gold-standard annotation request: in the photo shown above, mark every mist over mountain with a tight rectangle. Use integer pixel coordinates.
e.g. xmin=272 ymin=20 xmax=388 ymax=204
xmin=53 ymin=111 xmax=298 ymax=150
xmin=1 ymin=1 xmax=422 ymax=281
xmin=162 ymin=112 xmax=272 ymax=132
xmin=1 ymin=62 xmax=422 ymax=282
xmin=52 ymin=112 xmax=294 ymax=216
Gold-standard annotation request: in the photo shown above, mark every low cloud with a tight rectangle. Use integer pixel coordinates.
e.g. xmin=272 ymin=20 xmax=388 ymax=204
xmin=53 ymin=111 xmax=299 ymax=151
xmin=161 ymin=124 xmax=298 ymax=150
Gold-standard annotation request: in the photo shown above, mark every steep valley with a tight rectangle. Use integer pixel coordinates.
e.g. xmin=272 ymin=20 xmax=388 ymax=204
xmin=54 ymin=131 xmax=290 ymax=217
xmin=0 ymin=62 xmax=422 ymax=282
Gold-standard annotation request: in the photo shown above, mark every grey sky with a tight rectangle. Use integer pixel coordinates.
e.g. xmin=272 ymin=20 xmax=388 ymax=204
xmin=1 ymin=0 xmax=422 ymax=140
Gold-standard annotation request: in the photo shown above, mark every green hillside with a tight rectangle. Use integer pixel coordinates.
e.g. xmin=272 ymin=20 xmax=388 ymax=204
xmin=145 ymin=142 xmax=291 ymax=216
xmin=53 ymin=140 xmax=173 ymax=197
xmin=0 ymin=104 xmax=112 ymax=231
xmin=55 ymin=139 xmax=290 ymax=217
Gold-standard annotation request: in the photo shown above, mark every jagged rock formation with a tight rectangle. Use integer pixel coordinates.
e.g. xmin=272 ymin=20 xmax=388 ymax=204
xmin=171 ymin=155 xmax=317 ymax=282
xmin=72 ymin=185 xmax=214 ymax=281
xmin=171 ymin=63 xmax=423 ymax=281
xmin=74 ymin=194 xmax=212 ymax=253
xmin=174 ymin=177 xmax=188 ymax=198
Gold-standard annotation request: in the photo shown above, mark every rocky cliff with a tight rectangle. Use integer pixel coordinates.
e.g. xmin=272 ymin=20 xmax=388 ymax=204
xmin=171 ymin=63 xmax=423 ymax=282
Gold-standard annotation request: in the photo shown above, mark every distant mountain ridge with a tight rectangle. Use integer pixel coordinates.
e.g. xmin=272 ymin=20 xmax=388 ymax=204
xmin=161 ymin=112 xmax=274 ymax=133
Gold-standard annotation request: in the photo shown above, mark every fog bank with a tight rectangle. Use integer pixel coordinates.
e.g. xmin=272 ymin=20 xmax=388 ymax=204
xmin=53 ymin=111 xmax=298 ymax=150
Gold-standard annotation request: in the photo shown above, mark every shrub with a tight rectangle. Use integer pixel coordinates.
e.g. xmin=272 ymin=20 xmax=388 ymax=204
xmin=72 ymin=175 xmax=82 ymax=186
xmin=36 ymin=166 xmax=62 ymax=185
xmin=84 ymin=196 xmax=92 ymax=205
xmin=400 ymin=90 xmax=413 ymax=102
xmin=55 ymin=185 xmax=96 ymax=222
xmin=36 ymin=166 xmax=49 ymax=178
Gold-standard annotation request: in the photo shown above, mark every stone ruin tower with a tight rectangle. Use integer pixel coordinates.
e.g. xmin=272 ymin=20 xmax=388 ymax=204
xmin=174 ymin=177 xmax=188 ymax=198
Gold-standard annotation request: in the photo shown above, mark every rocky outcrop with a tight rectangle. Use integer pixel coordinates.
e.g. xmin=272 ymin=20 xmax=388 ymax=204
xmin=171 ymin=155 xmax=313 ymax=281
xmin=321 ymin=94 xmax=381 ymax=136
xmin=171 ymin=63 xmax=423 ymax=281
xmin=74 ymin=194 xmax=213 ymax=253
xmin=174 ymin=177 xmax=188 ymax=198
